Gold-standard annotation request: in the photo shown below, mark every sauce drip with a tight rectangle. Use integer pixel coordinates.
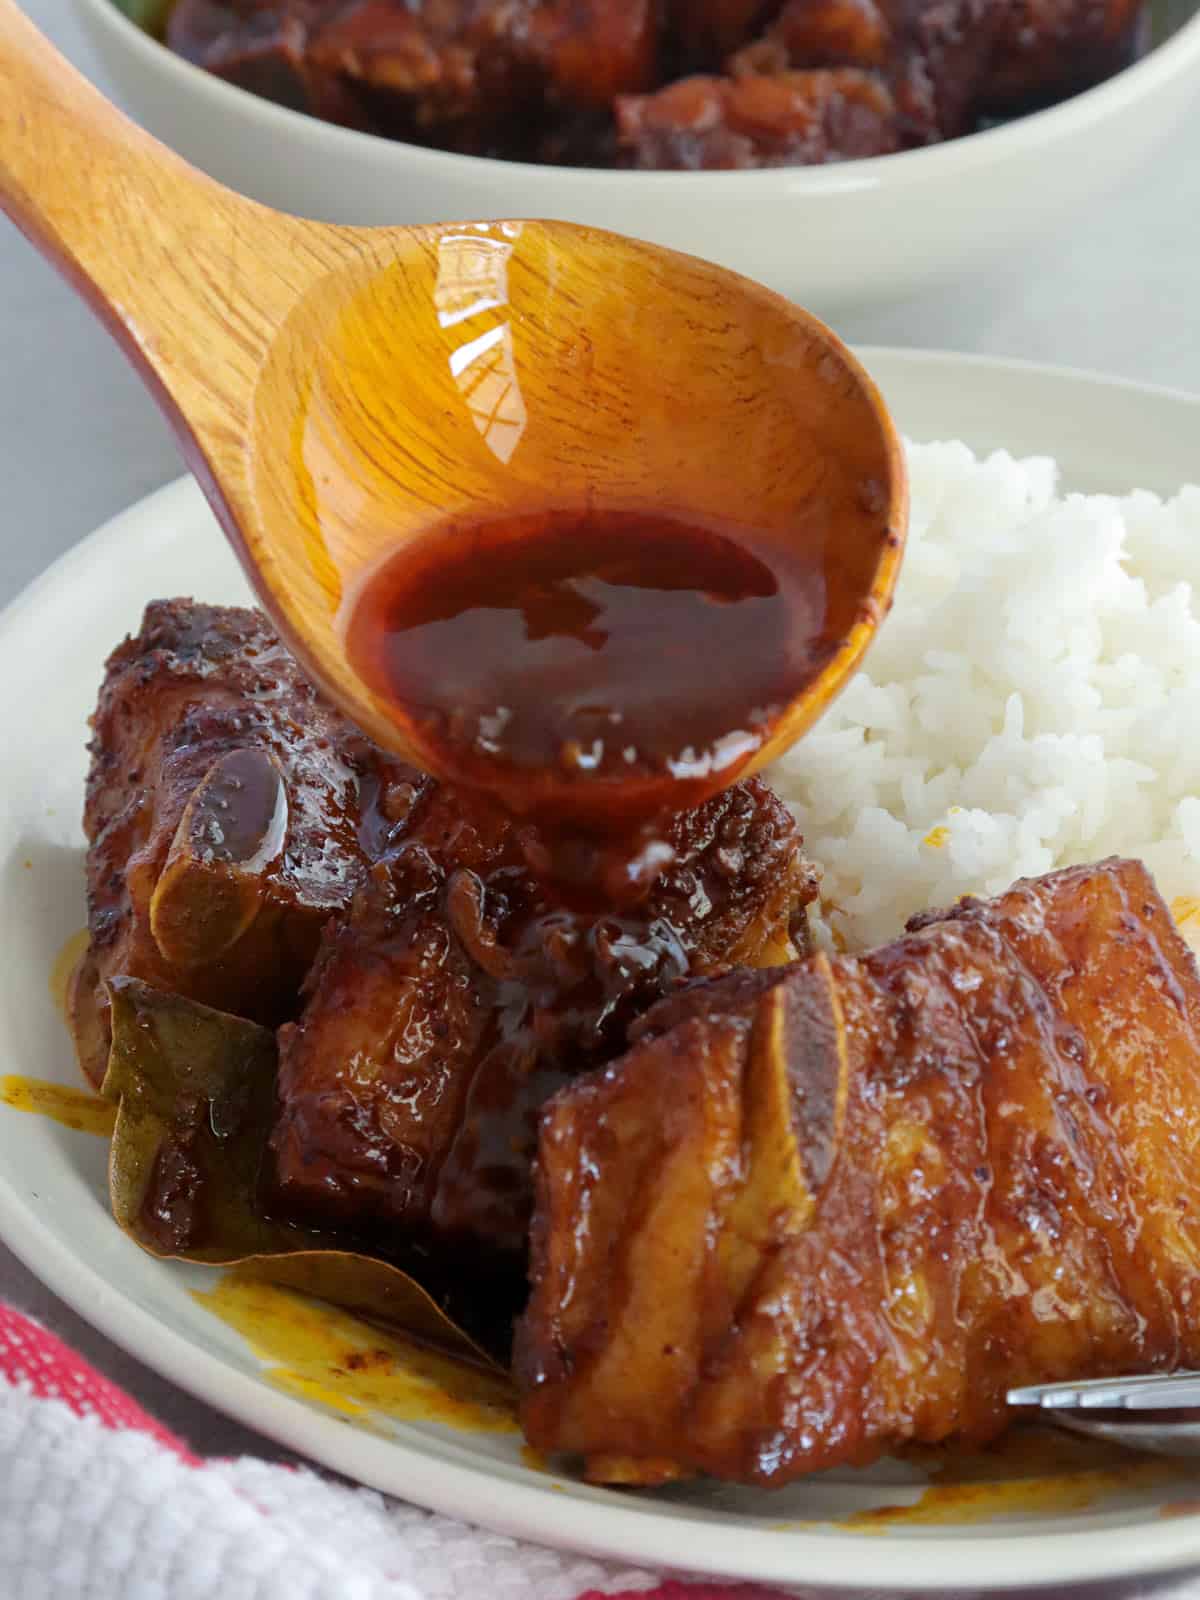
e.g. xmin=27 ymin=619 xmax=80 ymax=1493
xmin=345 ymin=508 xmax=832 ymax=849
xmin=0 ymin=1075 xmax=116 ymax=1137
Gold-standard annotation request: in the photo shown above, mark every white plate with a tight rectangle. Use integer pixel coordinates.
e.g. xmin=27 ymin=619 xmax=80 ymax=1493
xmin=4 ymin=349 xmax=1200 ymax=1596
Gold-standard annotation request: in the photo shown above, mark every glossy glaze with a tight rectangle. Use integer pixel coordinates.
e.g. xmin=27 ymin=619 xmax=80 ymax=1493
xmin=159 ymin=0 xmax=1147 ymax=168
xmin=72 ymin=599 xmax=426 ymax=1086
xmin=270 ymin=772 xmax=815 ymax=1260
xmin=518 ymin=859 xmax=1200 ymax=1485
xmin=68 ymin=597 xmax=817 ymax=1296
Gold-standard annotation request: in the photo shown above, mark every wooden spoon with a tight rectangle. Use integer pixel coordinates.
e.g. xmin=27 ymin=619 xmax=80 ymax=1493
xmin=0 ymin=1 xmax=906 ymax=815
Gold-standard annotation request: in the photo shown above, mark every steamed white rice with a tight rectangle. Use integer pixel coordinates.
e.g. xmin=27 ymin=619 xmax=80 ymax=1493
xmin=768 ymin=439 xmax=1200 ymax=952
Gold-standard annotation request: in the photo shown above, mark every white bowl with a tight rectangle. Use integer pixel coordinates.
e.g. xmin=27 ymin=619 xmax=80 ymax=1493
xmin=73 ymin=0 xmax=1200 ymax=314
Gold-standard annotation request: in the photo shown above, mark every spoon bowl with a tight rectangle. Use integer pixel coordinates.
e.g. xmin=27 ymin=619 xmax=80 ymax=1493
xmin=250 ymin=219 xmax=907 ymax=819
xmin=0 ymin=2 xmax=905 ymax=812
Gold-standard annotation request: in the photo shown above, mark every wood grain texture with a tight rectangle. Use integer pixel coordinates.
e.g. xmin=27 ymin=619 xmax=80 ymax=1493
xmin=0 ymin=0 xmax=906 ymax=798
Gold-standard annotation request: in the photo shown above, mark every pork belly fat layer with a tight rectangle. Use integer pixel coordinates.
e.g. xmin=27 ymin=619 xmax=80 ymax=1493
xmin=516 ymin=858 xmax=1200 ymax=1485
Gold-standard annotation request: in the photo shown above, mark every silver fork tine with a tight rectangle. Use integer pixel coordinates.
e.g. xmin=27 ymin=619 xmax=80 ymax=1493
xmin=1008 ymin=1371 xmax=1200 ymax=1411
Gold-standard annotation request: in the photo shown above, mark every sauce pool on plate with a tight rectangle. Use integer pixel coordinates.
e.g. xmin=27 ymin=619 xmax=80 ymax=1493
xmin=0 ymin=1075 xmax=115 ymax=1137
xmin=193 ymin=1273 xmax=520 ymax=1437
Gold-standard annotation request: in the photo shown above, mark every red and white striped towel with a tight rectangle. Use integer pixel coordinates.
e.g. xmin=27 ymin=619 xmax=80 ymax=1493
xmin=0 ymin=1305 xmax=784 ymax=1600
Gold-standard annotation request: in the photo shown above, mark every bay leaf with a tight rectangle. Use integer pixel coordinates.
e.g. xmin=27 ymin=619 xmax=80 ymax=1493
xmin=103 ymin=976 xmax=502 ymax=1370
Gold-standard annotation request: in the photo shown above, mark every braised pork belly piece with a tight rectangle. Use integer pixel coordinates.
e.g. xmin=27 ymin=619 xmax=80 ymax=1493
xmin=268 ymin=776 xmax=818 ymax=1254
xmin=516 ymin=858 xmax=1200 ymax=1485
xmin=72 ymin=599 xmax=426 ymax=1086
xmin=167 ymin=0 xmax=658 ymax=158
xmin=614 ymin=68 xmax=901 ymax=169
xmin=164 ymin=0 xmax=1150 ymax=166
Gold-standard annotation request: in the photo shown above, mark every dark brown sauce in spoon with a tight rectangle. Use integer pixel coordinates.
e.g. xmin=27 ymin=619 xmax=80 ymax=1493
xmin=345 ymin=508 xmax=834 ymax=902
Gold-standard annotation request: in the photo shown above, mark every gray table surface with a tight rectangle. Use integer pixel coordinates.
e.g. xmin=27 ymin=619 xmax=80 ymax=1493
xmin=3 ymin=0 xmax=1200 ymax=1474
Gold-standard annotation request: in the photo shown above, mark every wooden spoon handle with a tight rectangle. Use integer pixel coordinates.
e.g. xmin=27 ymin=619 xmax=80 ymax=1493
xmin=0 ymin=1 xmax=298 ymax=450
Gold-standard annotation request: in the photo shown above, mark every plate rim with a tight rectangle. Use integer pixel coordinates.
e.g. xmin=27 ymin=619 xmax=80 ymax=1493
xmin=4 ymin=347 xmax=1200 ymax=1592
